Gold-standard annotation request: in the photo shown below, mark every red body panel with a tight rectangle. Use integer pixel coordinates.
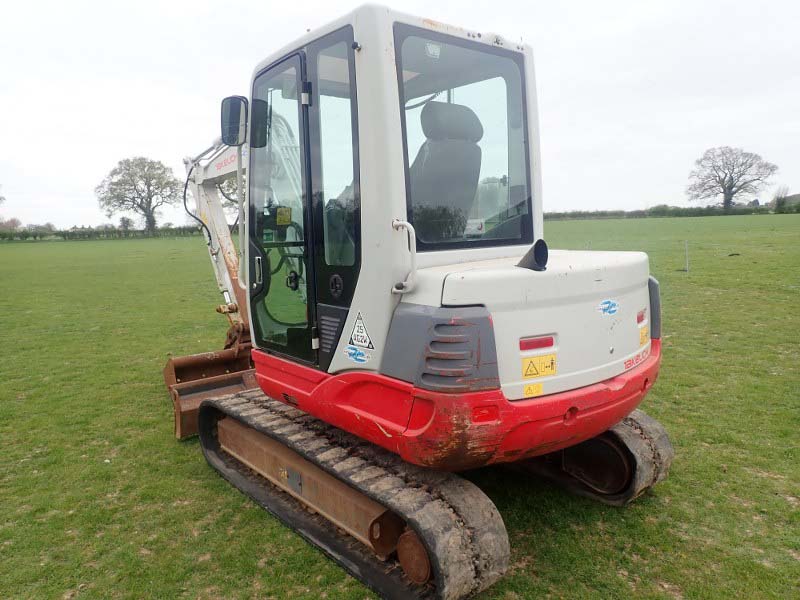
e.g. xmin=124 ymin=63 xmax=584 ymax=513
xmin=252 ymin=339 xmax=662 ymax=471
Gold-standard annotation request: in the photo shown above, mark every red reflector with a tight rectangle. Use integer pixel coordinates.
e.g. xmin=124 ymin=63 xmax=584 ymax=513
xmin=519 ymin=336 xmax=554 ymax=351
xmin=637 ymin=310 xmax=646 ymax=324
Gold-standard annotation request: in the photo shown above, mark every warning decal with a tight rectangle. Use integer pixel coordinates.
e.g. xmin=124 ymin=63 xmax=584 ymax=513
xmin=521 ymin=353 xmax=557 ymax=379
xmin=639 ymin=325 xmax=649 ymax=347
xmin=349 ymin=312 xmax=374 ymax=349
xmin=276 ymin=206 xmax=292 ymax=226
xmin=523 ymin=383 xmax=544 ymax=398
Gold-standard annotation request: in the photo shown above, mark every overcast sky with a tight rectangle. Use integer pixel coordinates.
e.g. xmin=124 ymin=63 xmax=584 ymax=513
xmin=1 ymin=0 xmax=798 ymax=228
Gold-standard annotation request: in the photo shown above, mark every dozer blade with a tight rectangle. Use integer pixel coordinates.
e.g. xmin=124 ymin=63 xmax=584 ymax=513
xmin=164 ymin=347 xmax=257 ymax=439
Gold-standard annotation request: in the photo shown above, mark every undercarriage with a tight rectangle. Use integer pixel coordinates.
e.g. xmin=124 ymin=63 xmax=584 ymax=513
xmin=197 ymin=389 xmax=673 ymax=599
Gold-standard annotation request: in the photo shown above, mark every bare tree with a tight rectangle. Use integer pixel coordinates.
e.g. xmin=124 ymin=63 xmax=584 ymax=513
xmin=0 ymin=217 xmax=21 ymax=231
xmin=772 ymin=185 xmax=790 ymax=205
xmin=0 ymin=184 xmax=5 ymax=206
xmin=687 ymin=147 xmax=778 ymax=210
xmin=96 ymin=157 xmax=181 ymax=235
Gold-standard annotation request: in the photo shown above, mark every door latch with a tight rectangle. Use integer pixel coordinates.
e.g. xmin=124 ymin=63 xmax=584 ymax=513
xmin=254 ymin=256 xmax=263 ymax=286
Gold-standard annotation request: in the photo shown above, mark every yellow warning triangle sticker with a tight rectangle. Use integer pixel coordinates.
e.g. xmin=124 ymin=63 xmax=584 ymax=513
xmin=524 ymin=361 xmax=539 ymax=377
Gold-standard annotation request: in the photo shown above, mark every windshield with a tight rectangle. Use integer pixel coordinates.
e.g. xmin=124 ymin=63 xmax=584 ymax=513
xmin=394 ymin=24 xmax=532 ymax=250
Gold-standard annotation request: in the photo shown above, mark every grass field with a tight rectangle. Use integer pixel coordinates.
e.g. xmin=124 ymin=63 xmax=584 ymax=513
xmin=1 ymin=215 xmax=798 ymax=599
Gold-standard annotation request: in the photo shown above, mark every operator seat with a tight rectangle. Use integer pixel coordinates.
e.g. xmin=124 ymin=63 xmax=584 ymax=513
xmin=409 ymin=101 xmax=483 ymax=242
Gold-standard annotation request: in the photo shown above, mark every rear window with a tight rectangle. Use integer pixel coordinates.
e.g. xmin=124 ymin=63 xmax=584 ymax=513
xmin=394 ymin=24 xmax=533 ymax=250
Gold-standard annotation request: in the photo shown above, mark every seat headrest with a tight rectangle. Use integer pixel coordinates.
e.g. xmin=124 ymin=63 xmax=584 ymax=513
xmin=421 ymin=101 xmax=483 ymax=143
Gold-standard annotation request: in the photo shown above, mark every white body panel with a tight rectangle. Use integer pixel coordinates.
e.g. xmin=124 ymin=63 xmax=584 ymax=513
xmin=434 ymin=250 xmax=652 ymax=399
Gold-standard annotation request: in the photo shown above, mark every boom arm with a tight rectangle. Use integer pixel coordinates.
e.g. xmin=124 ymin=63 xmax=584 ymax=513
xmin=183 ymin=142 xmax=249 ymax=326
xmin=162 ymin=142 xmax=257 ymax=440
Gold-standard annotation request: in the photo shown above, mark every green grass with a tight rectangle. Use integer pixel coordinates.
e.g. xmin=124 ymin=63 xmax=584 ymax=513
xmin=1 ymin=215 xmax=798 ymax=599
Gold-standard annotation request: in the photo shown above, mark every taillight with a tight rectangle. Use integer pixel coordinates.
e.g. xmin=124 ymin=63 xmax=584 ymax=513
xmin=519 ymin=335 xmax=554 ymax=351
xmin=637 ymin=309 xmax=646 ymax=324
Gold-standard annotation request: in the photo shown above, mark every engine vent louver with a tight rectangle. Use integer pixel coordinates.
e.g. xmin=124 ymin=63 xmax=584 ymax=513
xmin=316 ymin=304 xmax=349 ymax=372
xmin=380 ymin=304 xmax=500 ymax=393
xmin=319 ymin=315 xmax=341 ymax=353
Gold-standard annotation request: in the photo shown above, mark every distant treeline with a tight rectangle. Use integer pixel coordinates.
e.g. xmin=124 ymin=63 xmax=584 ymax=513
xmin=0 ymin=225 xmax=203 ymax=241
xmin=543 ymin=204 xmax=797 ymax=221
xmin=2 ymin=203 xmax=798 ymax=242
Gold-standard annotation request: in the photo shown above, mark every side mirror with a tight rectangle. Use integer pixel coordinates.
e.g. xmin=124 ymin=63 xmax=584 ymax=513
xmin=221 ymin=96 xmax=248 ymax=146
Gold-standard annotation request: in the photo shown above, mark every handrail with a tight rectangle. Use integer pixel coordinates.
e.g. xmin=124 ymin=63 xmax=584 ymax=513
xmin=235 ymin=145 xmax=248 ymax=290
xmin=391 ymin=219 xmax=417 ymax=294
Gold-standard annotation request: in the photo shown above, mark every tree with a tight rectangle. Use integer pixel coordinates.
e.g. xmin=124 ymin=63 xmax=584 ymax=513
xmin=0 ymin=217 xmax=20 ymax=240
xmin=687 ymin=147 xmax=778 ymax=211
xmin=0 ymin=217 xmax=21 ymax=232
xmin=119 ymin=216 xmax=134 ymax=236
xmin=95 ymin=157 xmax=181 ymax=235
xmin=26 ymin=224 xmax=55 ymax=240
xmin=772 ymin=185 xmax=789 ymax=206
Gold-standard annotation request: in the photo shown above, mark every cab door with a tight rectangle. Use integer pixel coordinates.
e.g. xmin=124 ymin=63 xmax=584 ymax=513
xmin=248 ymin=29 xmax=361 ymax=370
xmin=248 ymin=54 xmax=316 ymax=363
xmin=306 ymin=27 xmax=362 ymax=371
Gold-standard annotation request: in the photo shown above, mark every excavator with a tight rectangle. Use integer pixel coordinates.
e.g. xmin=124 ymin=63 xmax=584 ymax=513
xmin=164 ymin=5 xmax=674 ymax=598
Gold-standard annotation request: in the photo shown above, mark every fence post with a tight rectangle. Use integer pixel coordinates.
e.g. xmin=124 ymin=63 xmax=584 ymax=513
xmin=684 ymin=240 xmax=690 ymax=273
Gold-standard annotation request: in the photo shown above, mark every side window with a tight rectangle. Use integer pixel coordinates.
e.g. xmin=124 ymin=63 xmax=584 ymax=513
xmin=317 ymin=41 xmax=357 ymax=267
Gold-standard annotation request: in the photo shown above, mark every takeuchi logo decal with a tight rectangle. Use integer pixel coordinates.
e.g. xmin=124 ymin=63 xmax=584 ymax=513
xmin=344 ymin=345 xmax=371 ymax=364
xmin=215 ymin=154 xmax=236 ymax=171
xmin=597 ymin=299 xmax=619 ymax=315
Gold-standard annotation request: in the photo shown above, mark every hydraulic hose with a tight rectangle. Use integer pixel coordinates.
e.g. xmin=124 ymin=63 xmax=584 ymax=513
xmin=182 ymin=164 xmax=214 ymax=248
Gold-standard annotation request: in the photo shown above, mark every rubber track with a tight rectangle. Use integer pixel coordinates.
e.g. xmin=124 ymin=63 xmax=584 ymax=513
xmin=521 ymin=409 xmax=675 ymax=506
xmin=197 ymin=389 xmax=509 ymax=600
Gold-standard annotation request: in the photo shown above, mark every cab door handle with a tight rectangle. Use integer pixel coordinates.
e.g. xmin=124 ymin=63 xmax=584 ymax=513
xmin=254 ymin=256 xmax=263 ymax=286
xmin=391 ymin=219 xmax=417 ymax=294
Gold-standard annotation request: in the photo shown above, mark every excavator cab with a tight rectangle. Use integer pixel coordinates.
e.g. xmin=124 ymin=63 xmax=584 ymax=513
xmin=168 ymin=6 xmax=673 ymax=598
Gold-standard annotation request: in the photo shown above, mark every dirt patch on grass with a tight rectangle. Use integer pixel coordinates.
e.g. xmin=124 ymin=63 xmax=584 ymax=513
xmin=658 ymin=580 xmax=684 ymax=599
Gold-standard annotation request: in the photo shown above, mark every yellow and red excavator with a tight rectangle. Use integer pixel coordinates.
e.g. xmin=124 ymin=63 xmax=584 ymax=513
xmin=166 ymin=6 xmax=674 ymax=598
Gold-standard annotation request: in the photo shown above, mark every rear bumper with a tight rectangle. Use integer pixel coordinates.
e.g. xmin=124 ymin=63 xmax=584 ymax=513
xmin=252 ymin=340 xmax=661 ymax=471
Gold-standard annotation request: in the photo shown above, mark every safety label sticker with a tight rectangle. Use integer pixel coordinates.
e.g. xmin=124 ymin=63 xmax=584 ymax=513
xmin=523 ymin=383 xmax=544 ymax=397
xmin=349 ymin=312 xmax=374 ymax=349
xmin=521 ymin=353 xmax=557 ymax=379
xmin=276 ymin=206 xmax=292 ymax=226
xmin=639 ymin=325 xmax=649 ymax=347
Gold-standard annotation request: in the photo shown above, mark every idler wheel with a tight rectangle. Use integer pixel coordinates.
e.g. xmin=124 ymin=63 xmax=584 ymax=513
xmin=562 ymin=433 xmax=633 ymax=495
xmin=397 ymin=529 xmax=431 ymax=585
